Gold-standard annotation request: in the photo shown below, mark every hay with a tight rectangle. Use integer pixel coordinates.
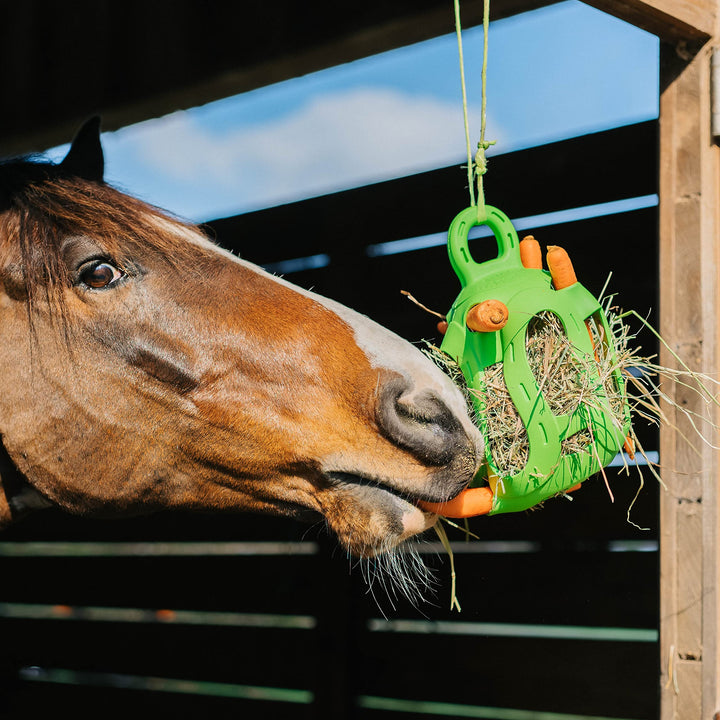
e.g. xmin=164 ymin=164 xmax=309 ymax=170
xmin=478 ymin=311 xmax=608 ymax=477
xmin=426 ymin=309 xmax=625 ymax=480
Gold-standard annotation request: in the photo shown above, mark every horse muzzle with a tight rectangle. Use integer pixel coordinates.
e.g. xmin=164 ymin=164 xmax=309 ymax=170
xmin=314 ymin=374 xmax=482 ymax=557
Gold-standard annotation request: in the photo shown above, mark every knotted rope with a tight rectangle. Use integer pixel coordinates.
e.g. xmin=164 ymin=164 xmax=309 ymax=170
xmin=454 ymin=0 xmax=495 ymax=220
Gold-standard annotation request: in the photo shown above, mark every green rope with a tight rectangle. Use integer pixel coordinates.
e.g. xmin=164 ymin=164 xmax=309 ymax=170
xmin=454 ymin=0 xmax=495 ymax=220
xmin=454 ymin=0 xmax=475 ymax=208
xmin=475 ymin=0 xmax=495 ymax=219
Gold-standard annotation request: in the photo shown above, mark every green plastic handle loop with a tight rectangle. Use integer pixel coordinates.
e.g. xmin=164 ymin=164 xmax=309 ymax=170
xmin=447 ymin=205 xmax=523 ymax=288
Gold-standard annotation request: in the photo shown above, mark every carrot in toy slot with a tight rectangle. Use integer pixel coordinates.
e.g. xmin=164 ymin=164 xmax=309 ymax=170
xmin=519 ymin=235 xmax=542 ymax=270
xmin=419 ymin=205 xmax=632 ymax=519
xmin=466 ymin=299 xmax=508 ymax=332
xmin=546 ymin=245 xmax=578 ymax=289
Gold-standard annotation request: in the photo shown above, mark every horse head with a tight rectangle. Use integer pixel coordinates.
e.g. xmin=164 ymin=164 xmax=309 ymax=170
xmin=0 ymin=118 xmax=482 ymax=559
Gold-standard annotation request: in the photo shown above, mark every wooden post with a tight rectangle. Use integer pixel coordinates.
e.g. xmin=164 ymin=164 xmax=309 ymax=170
xmin=579 ymin=2 xmax=720 ymax=711
xmin=658 ymin=34 xmax=720 ymax=718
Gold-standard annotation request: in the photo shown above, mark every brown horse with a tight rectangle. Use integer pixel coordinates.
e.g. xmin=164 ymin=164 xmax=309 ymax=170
xmin=0 ymin=118 xmax=481 ymax=561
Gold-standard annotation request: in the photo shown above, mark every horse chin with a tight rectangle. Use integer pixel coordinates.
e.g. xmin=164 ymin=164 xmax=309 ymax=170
xmin=318 ymin=476 xmax=440 ymax=558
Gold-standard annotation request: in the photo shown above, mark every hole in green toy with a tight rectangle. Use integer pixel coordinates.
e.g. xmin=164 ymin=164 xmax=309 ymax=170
xmin=467 ymin=225 xmax=502 ymax=264
xmin=561 ymin=429 xmax=593 ymax=455
xmin=477 ymin=311 xmax=624 ymax=480
xmin=525 ymin=311 xmax=586 ymax=418
xmin=478 ymin=311 xmax=590 ymax=478
xmin=481 ymin=360 xmax=528 ymax=478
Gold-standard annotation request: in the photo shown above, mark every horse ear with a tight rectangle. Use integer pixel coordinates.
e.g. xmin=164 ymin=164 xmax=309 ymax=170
xmin=60 ymin=116 xmax=104 ymax=182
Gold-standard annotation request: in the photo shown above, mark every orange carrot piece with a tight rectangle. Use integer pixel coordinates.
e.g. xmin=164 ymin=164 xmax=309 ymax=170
xmin=466 ymin=299 xmax=509 ymax=332
xmin=418 ymin=486 xmax=494 ymax=518
xmin=519 ymin=235 xmax=542 ymax=269
xmin=623 ymin=434 xmax=636 ymax=459
xmin=546 ymin=245 xmax=577 ymax=289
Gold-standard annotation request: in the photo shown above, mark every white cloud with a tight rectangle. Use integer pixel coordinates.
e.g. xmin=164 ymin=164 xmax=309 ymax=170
xmin=111 ymin=88 xmax=496 ymax=217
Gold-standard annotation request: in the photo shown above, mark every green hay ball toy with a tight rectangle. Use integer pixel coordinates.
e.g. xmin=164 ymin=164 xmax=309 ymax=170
xmin=439 ymin=206 xmax=632 ymax=515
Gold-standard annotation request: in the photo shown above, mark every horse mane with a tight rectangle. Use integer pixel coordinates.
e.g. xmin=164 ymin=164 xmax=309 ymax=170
xmin=0 ymin=156 xmax=209 ymax=317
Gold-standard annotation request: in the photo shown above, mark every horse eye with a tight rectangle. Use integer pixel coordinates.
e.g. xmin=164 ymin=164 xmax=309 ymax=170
xmin=79 ymin=262 xmax=124 ymax=289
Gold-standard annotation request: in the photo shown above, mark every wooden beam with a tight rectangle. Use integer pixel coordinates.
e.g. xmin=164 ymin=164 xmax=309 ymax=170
xmin=0 ymin=0 xmax=557 ymax=157
xmin=658 ymin=35 xmax=720 ymax=719
xmin=584 ymin=0 xmax=715 ymax=42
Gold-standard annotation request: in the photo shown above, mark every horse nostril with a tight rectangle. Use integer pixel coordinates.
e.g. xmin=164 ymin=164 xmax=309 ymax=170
xmin=377 ymin=377 xmax=468 ymax=466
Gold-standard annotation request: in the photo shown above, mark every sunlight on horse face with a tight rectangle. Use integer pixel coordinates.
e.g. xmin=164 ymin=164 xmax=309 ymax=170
xmin=0 ymin=119 xmax=482 ymax=557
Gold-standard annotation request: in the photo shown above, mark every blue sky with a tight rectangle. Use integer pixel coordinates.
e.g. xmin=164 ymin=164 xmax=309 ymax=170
xmin=49 ymin=0 xmax=659 ymax=222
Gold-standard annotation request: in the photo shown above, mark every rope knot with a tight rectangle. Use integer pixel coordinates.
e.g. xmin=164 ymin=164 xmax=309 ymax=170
xmin=474 ymin=140 xmax=496 ymax=177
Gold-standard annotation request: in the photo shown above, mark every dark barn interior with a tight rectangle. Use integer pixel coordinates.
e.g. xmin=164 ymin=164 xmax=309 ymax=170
xmin=0 ymin=1 xmax=664 ymax=718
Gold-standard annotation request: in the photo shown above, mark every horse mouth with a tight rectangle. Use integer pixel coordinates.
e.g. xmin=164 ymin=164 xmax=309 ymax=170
xmin=324 ymin=471 xmax=444 ymax=507
xmin=320 ymin=471 xmax=449 ymax=556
